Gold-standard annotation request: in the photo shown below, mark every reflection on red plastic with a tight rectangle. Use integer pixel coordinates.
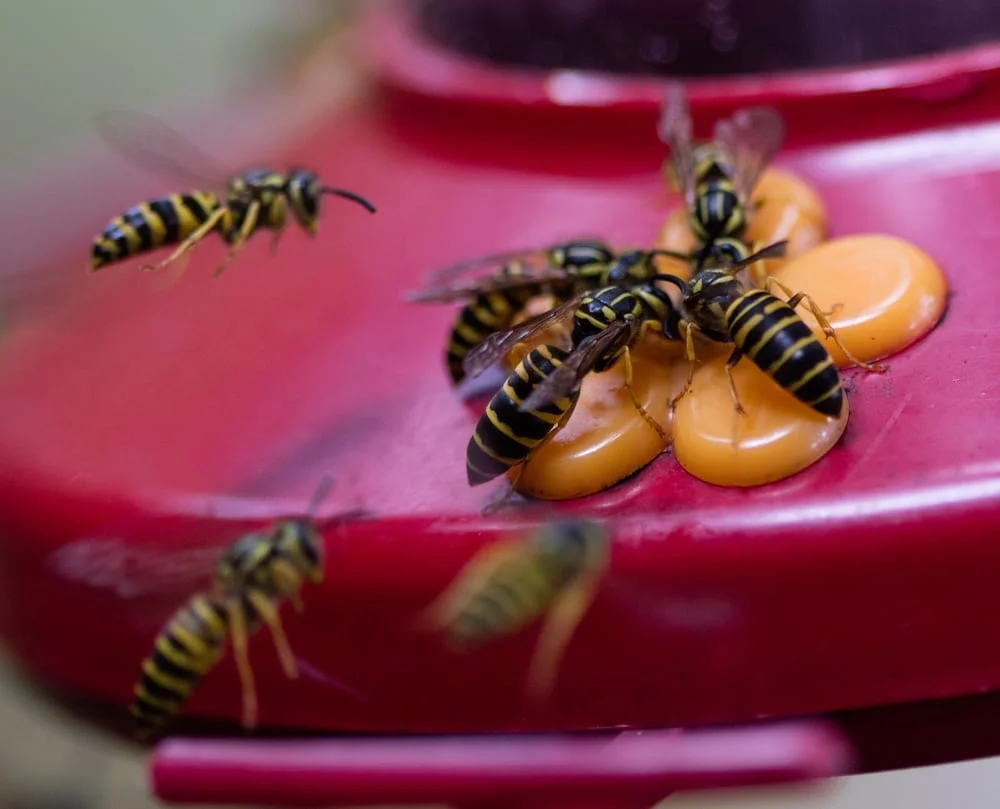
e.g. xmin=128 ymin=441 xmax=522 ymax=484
xmin=152 ymin=722 xmax=852 ymax=807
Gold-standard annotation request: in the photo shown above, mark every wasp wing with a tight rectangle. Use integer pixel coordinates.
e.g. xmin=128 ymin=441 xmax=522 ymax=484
xmin=462 ymin=295 xmax=581 ymax=380
xmin=404 ymin=268 xmax=570 ymax=303
xmin=713 ymin=106 xmax=785 ymax=205
xmin=519 ymin=319 xmax=633 ymax=412
xmin=657 ymin=84 xmax=698 ymax=208
xmin=95 ymin=109 xmax=236 ymax=192
xmin=424 ymin=247 xmax=551 ymax=286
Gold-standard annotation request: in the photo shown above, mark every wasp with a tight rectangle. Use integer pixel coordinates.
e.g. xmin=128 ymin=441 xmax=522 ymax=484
xmin=420 ymin=519 xmax=610 ymax=702
xmin=90 ymin=111 xmax=376 ymax=276
xmin=130 ymin=476 xmax=335 ymax=737
xmin=657 ymin=241 xmax=886 ymax=418
xmin=658 ymin=84 xmax=785 ymax=267
xmin=463 ymin=278 xmax=680 ymax=501
xmin=406 ymin=241 xmax=691 ymax=385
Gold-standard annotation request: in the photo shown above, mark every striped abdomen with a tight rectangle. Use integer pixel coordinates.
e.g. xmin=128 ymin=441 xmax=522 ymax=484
xmin=91 ymin=191 xmax=228 ymax=270
xmin=466 ymin=345 xmax=576 ymax=485
xmin=691 ymin=178 xmax=745 ymax=244
xmin=446 ymin=554 xmax=556 ymax=649
xmin=130 ymin=594 xmax=230 ymax=735
xmin=726 ymin=289 xmax=843 ymax=417
xmin=446 ymin=285 xmax=543 ymax=384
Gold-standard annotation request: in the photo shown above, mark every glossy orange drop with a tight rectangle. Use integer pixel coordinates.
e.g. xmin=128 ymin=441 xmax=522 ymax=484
xmin=771 ymin=234 xmax=948 ymax=364
xmin=512 ymin=334 xmax=686 ymax=500
xmin=672 ymin=350 xmax=849 ymax=487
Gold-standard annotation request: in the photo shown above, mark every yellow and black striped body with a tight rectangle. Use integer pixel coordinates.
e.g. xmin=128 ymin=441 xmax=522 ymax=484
xmin=446 ymin=242 xmax=617 ymax=385
xmin=91 ymin=191 xmax=229 ymax=269
xmin=447 ymin=264 xmax=558 ymax=384
xmin=445 ymin=520 xmax=610 ymax=649
xmin=129 ymin=518 xmax=323 ymax=736
xmin=129 ymin=594 xmax=232 ymax=734
xmin=91 ymin=168 xmax=364 ymax=270
xmin=217 ymin=520 xmax=324 ymax=594
xmin=570 ymin=286 xmax=647 ymax=369
xmin=224 ymin=169 xmax=294 ymax=239
xmin=689 ymin=143 xmax=746 ymax=253
xmin=725 ymin=288 xmax=843 ymax=417
xmin=467 ymin=345 xmax=576 ymax=485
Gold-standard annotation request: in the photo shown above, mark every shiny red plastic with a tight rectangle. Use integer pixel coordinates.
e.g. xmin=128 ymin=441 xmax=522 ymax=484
xmin=1 ymin=1 xmax=1000 ymax=759
xmin=151 ymin=723 xmax=850 ymax=807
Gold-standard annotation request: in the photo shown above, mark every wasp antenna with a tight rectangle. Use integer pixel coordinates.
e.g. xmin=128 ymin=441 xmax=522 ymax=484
xmin=733 ymin=240 xmax=788 ymax=271
xmin=651 ymin=273 xmax=688 ymax=292
xmin=321 ymin=187 xmax=376 ymax=214
xmin=306 ymin=474 xmax=336 ymax=517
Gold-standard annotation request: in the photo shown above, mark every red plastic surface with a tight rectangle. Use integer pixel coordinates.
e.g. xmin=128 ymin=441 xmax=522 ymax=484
xmin=151 ymin=723 xmax=850 ymax=807
xmin=1 ymin=3 xmax=1000 ymax=753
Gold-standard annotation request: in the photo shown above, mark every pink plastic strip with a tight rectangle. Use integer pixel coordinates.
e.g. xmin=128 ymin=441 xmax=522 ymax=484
xmin=152 ymin=721 xmax=852 ymax=807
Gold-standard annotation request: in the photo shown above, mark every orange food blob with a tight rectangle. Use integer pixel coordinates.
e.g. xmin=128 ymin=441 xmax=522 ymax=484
xmin=511 ymin=334 xmax=686 ymax=500
xmin=772 ymin=234 xmax=948 ymax=364
xmin=672 ymin=349 xmax=849 ymax=487
xmin=658 ymin=166 xmax=828 ymax=283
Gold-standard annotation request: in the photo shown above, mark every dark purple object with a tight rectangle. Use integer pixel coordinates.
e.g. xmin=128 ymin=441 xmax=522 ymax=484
xmin=415 ymin=0 xmax=1000 ymax=75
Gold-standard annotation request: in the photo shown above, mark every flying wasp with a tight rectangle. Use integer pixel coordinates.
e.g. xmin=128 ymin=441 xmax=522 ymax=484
xmin=464 ymin=277 xmax=680 ymax=503
xmin=420 ymin=519 xmax=610 ymax=702
xmin=656 ymin=241 xmax=886 ymax=419
xmin=90 ymin=111 xmax=376 ymax=276
xmin=129 ymin=476 xmax=337 ymax=737
xmin=658 ymin=84 xmax=785 ymax=267
xmin=406 ymin=241 xmax=691 ymax=385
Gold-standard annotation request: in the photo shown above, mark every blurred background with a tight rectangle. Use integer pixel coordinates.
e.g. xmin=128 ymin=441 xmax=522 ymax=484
xmin=0 ymin=1 xmax=998 ymax=807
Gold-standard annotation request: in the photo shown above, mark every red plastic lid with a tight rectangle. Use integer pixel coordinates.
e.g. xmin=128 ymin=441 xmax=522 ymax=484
xmin=0 ymin=2 xmax=999 ymax=771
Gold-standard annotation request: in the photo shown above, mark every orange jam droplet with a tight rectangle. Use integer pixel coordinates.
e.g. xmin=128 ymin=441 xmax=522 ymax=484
xmin=513 ymin=334 xmax=686 ymax=500
xmin=673 ymin=350 xmax=849 ymax=487
xmin=658 ymin=166 xmax=828 ymax=283
xmin=772 ymin=234 xmax=948 ymax=364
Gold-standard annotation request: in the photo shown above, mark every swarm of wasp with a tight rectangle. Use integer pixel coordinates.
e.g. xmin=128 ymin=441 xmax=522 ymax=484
xmin=90 ymin=111 xmax=376 ymax=277
xmin=658 ymin=83 xmax=785 ymax=270
xmin=420 ymin=519 xmax=610 ymax=702
xmin=130 ymin=477 xmax=339 ymax=737
xmin=406 ymin=241 xmax=696 ymax=385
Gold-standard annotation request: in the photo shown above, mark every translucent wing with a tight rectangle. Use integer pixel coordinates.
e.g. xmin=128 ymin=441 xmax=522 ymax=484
xmin=520 ymin=319 xmax=633 ymax=412
xmin=424 ymin=246 xmax=553 ymax=286
xmin=95 ymin=109 xmax=234 ymax=191
xmin=403 ymin=268 xmax=571 ymax=303
xmin=462 ymin=295 xmax=582 ymax=380
xmin=657 ymin=83 xmax=697 ymax=208
xmin=713 ymin=106 xmax=785 ymax=204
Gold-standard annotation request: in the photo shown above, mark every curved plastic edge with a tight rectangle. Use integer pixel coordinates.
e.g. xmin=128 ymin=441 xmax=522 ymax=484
xmin=151 ymin=720 xmax=853 ymax=807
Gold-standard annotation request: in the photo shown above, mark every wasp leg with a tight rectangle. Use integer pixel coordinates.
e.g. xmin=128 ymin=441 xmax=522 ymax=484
xmin=416 ymin=540 xmax=523 ymax=635
xmin=214 ymin=200 xmax=260 ymax=276
xmin=668 ymin=321 xmax=700 ymax=414
xmin=225 ymin=600 xmax=258 ymax=730
xmin=269 ymin=226 xmax=286 ymax=257
xmin=140 ymin=206 xmax=228 ymax=273
xmin=622 ymin=346 xmax=667 ymax=441
xmin=766 ymin=277 xmax=887 ymax=373
xmin=247 ymin=590 xmax=299 ymax=681
xmin=526 ymin=567 xmax=606 ymax=705
xmin=725 ymin=346 xmax=748 ymax=416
